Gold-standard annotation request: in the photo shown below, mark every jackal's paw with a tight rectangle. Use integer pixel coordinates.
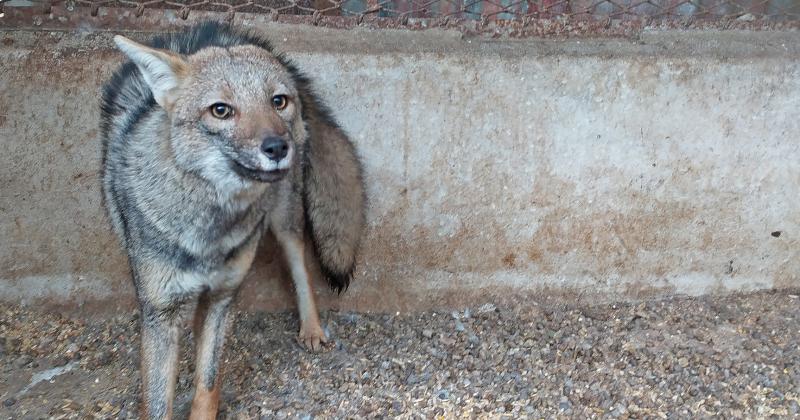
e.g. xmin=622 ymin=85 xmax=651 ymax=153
xmin=297 ymin=322 xmax=328 ymax=352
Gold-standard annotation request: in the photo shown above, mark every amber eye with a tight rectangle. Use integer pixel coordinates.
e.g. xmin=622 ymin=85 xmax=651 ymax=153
xmin=272 ymin=95 xmax=288 ymax=111
xmin=209 ymin=103 xmax=233 ymax=119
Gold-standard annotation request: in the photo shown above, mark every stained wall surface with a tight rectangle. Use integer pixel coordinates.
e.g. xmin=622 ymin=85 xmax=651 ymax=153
xmin=1 ymin=26 xmax=798 ymax=313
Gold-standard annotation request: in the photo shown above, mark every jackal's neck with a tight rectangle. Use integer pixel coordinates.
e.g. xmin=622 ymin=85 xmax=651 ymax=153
xmin=159 ymin=125 xmax=267 ymax=211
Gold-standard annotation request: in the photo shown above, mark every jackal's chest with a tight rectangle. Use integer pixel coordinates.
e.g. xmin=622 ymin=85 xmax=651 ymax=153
xmin=170 ymin=204 xmax=266 ymax=270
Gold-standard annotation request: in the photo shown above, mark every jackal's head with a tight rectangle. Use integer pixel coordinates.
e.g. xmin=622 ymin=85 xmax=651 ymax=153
xmin=114 ymin=35 xmax=307 ymax=185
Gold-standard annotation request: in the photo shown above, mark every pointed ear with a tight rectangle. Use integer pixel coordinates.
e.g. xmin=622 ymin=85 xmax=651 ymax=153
xmin=113 ymin=35 xmax=189 ymax=109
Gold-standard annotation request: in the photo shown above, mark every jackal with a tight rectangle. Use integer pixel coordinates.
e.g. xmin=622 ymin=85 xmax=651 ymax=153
xmin=100 ymin=21 xmax=366 ymax=419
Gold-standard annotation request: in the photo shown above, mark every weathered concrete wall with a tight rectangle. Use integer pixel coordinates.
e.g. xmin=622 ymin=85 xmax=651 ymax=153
xmin=1 ymin=26 xmax=799 ymax=314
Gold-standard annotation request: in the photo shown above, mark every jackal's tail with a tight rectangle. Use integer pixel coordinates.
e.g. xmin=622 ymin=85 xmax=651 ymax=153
xmin=300 ymin=93 xmax=366 ymax=294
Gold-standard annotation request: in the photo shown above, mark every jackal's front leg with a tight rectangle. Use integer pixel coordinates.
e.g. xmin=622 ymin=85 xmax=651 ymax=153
xmin=275 ymin=231 xmax=328 ymax=352
xmin=189 ymin=291 xmax=235 ymax=420
xmin=139 ymin=304 xmax=182 ymax=420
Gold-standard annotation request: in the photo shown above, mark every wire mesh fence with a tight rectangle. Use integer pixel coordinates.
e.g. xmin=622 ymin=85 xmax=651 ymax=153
xmin=13 ymin=0 xmax=800 ymax=21
xmin=1 ymin=0 xmax=799 ymax=37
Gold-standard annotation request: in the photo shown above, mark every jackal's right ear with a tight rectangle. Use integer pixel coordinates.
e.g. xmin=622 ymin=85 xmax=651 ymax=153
xmin=113 ymin=35 xmax=188 ymax=110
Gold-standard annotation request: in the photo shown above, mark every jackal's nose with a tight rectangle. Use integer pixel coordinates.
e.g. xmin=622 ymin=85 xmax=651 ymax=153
xmin=261 ymin=137 xmax=289 ymax=162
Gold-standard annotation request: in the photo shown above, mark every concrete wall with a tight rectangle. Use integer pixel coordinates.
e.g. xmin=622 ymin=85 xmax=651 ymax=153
xmin=1 ymin=25 xmax=799 ymax=314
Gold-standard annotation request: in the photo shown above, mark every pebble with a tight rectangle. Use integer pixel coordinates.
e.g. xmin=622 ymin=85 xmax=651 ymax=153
xmin=454 ymin=320 xmax=465 ymax=332
xmin=14 ymin=355 xmax=32 ymax=368
xmin=477 ymin=303 xmax=497 ymax=314
xmin=789 ymin=400 xmax=799 ymax=415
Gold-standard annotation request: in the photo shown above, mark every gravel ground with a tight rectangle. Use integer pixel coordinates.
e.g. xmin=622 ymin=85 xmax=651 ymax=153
xmin=1 ymin=290 xmax=799 ymax=419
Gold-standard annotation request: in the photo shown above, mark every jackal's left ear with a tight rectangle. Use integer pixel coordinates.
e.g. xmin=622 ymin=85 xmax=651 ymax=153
xmin=113 ymin=35 xmax=188 ymax=110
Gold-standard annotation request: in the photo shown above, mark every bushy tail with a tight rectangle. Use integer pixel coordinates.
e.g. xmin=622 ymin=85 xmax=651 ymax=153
xmin=300 ymin=94 xmax=367 ymax=294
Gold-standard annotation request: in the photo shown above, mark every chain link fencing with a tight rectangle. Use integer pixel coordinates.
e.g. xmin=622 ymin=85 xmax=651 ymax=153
xmin=6 ymin=0 xmax=799 ymax=22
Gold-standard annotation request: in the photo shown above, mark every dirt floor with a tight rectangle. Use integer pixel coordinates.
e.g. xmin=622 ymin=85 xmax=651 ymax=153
xmin=1 ymin=290 xmax=799 ymax=419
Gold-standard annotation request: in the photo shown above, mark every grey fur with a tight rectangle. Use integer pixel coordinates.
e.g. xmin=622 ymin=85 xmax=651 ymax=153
xmin=100 ymin=21 xmax=366 ymax=418
xmin=302 ymin=100 xmax=367 ymax=292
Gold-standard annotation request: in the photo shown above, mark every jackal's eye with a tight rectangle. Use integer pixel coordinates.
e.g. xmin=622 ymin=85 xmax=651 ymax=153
xmin=209 ymin=103 xmax=233 ymax=119
xmin=272 ymin=95 xmax=288 ymax=111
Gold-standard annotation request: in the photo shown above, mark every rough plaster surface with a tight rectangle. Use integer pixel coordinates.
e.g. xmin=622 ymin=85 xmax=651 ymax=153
xmin=0 ymin=27 xmax=798 ymax=313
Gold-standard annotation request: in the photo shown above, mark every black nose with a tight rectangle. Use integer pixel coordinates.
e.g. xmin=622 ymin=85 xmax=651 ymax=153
xmin=260 ymin=137 xmax=289 ymax=162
